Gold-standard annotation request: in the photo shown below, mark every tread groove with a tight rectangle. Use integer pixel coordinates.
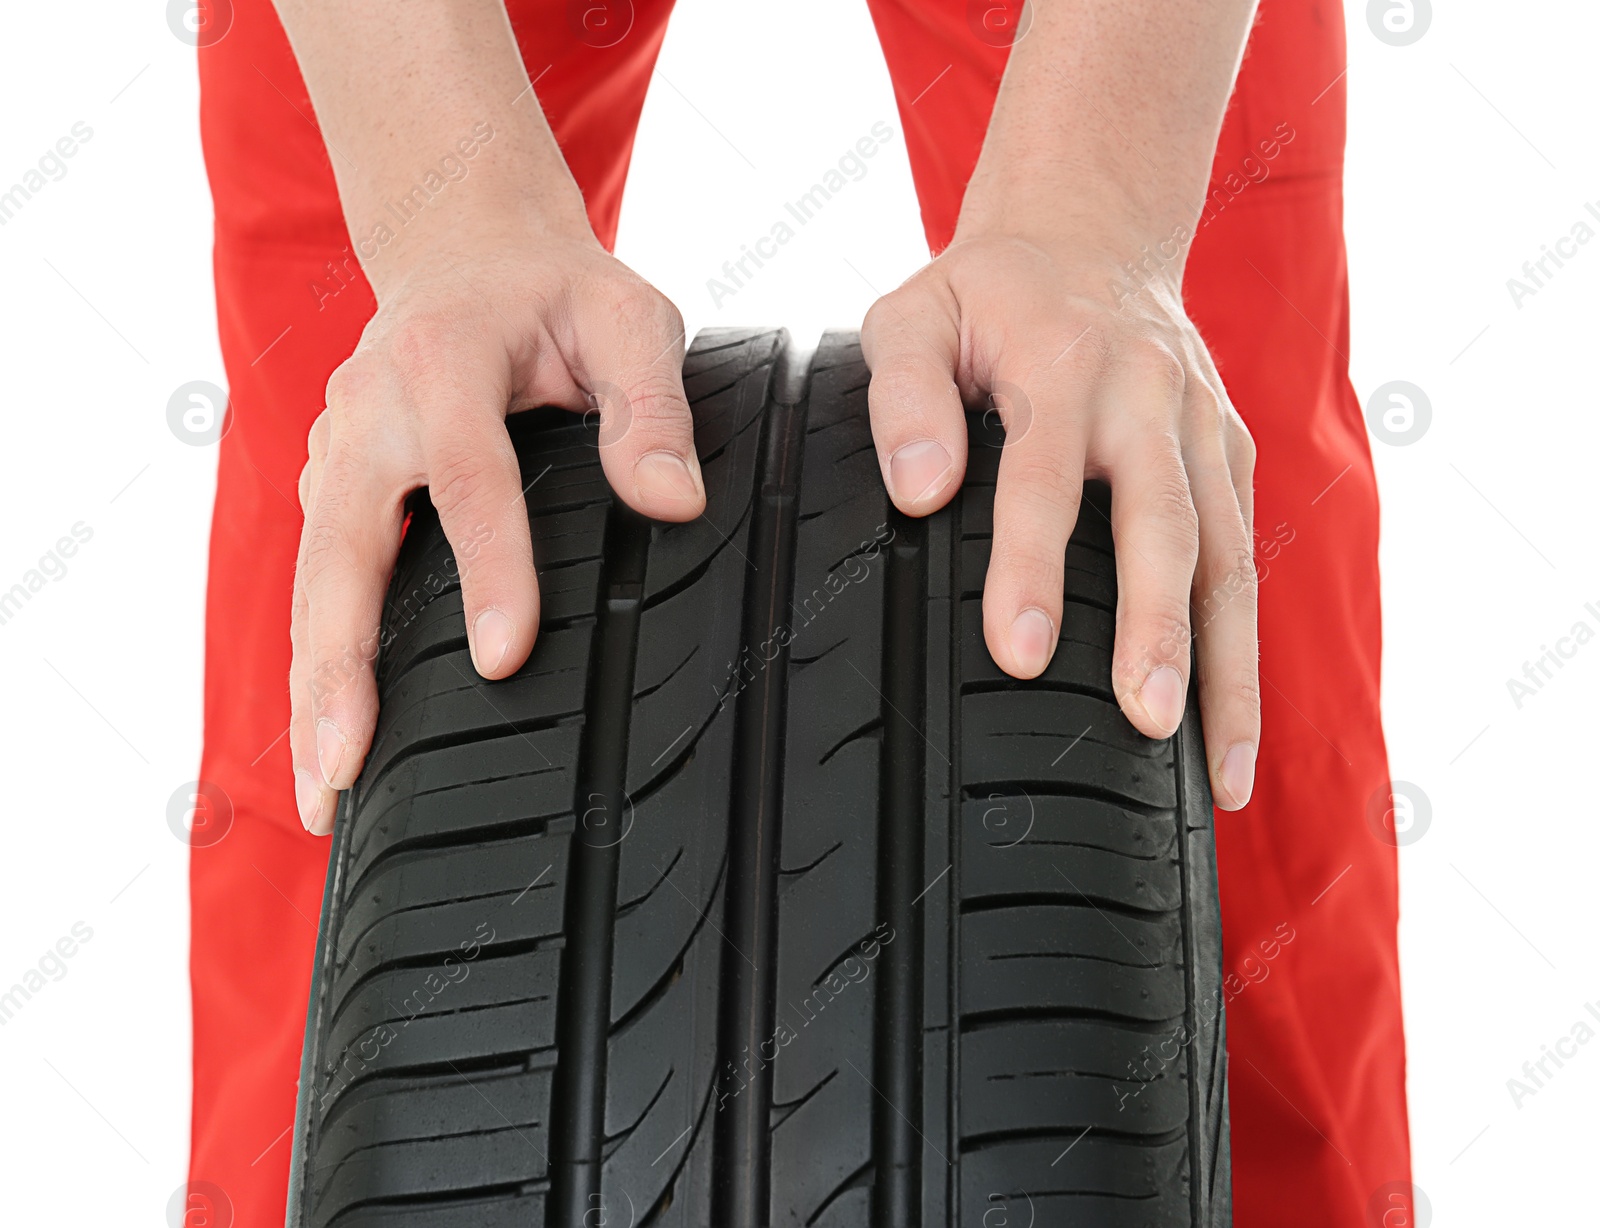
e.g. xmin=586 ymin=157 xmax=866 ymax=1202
xmin=549 ymin=500 xmax=650 ymax=1226
xmin=875 ymin=516 xmax=927 ymax=1227
xmin=712 ymin=340 xmax=812 ymax=1227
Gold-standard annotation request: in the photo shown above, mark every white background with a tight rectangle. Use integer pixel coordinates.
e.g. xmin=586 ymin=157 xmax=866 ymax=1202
xmin=0 ymin=0 xmax=1595 ymax=1222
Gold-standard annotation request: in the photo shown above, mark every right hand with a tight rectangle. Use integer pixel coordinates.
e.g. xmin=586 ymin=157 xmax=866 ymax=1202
xmin=292 ymin=228 xmax=702 ymax=835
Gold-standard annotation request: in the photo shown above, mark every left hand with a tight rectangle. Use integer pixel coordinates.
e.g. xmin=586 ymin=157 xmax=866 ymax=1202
xmin=860 ymin=232 xmax=1260 ymax=810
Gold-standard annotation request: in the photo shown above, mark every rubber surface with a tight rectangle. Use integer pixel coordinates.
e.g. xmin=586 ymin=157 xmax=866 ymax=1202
xmin=288 ymin=328 xmax=1230 ymax=1228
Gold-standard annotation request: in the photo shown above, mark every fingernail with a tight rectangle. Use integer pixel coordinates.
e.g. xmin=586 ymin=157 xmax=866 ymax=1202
xmin=1219 ymin=743 xmax=1257 ymax=809
xmin=634 ymin=451 xmax=702 ymax=507
xmin=888 ymin=440 xmax=953 ymax=507
xmin=316 ymin=719 xmax=345 ymax=787
xmin=1008 ymin=608 xmax=1056 ymax=677
xmin=294 ymin=769 xmax=320 ymax=831
xmin=1137 ymin=665 xmax=1186 ymax=736
xmin=471 ymin=608 xmax=514 ymax=676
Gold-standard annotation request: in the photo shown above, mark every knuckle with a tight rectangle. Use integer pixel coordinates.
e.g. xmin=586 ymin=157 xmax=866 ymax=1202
xmin=298 ymin=516 xmax=354 ymax=588
xmin=387 ymin=313 xmax=459 ymax=378
xmin=989 ymin=529 xmax=1066 ymax=589
xmin=1144 ymin=468 xmax=1201 ymax=548
xmin=862 ymin=282 xmax=949 ymax=352
xmin=1229 ymin=413 xmax=1258 ymax=473
xmin=1006 ymin=446 xmax=1078 ymax=505
xmin=869 ymin=364 xmax=946 ymax=422
xmin=310 ymin=644 xmax=372 ymax=713
xmin=1222 ymin=544 xmax=1261 ymax=598
xmin=1221 ymin=670 xmax=1263 ymax=721
xmin=1125 ymin=611 xmax=1194 ymax=680
xmin=601 ymin=280 xmax=681 ymax=339
xmin=428 ymin=448 xmax=495 ymax=518
xmin=623 ymin=372 xmax=692 ymax=431
xmin=658 ymin=294 xmax=687 ymax=342
xmin=1180 ymin=383 xmax=1225 ymax=434
xmin=307 ymin=409 xmax=332 ymax=456
xmin=1046 ymin=323 xmax=1113 ymax=381
xmin=324 ymin=360 xmax=377 ymax=417
xmin=860 ymin=290 xmax=905 ymax=340
xmin=296 ymin=456 xmax=369 ymax=585
xmin=1193 ymin=546 xmax=1258 ymax=628
xmin=1128 ymin=339 xmax=1187 ymax=395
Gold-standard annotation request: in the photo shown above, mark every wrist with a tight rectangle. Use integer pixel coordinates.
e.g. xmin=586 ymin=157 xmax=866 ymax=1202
xmin=969 ymin=159 xmax=1194 ymax=246
xmin=340 ymin=129 xmax=595 ymax=302
xmin=948 ymin=221 xmax=1192 ymax=317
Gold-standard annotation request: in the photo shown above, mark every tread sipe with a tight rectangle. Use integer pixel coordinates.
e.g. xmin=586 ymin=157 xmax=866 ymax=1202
xmin=287 ymin=328 xmax=1230 ymax=1228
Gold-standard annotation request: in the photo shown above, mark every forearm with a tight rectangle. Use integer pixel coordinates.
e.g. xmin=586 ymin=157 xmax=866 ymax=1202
xmin=958 ymin=1 xmax=1259 ymax=274
xmin=270 ymin=0 xmax=591 ymax=297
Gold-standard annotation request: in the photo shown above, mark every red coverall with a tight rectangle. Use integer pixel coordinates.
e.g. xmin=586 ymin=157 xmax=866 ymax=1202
xmin=191 ymin=1 xmax=1410 ymax=1223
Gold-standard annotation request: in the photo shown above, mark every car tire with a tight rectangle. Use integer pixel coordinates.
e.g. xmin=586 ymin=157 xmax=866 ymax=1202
xmin=286 ymin=327 xmax=1231 ymax=1228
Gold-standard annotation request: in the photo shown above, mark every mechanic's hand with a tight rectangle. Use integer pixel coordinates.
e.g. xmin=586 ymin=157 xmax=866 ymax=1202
xmin=292 ymin=230 xmax=701 ymax=835
xmin=860 ymin=234 xmax=1259 ymax=810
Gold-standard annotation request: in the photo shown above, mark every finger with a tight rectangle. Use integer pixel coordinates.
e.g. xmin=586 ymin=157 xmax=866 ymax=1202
xmin=421 ymin=401 xmax=540 ymax=682
xmin=298 ymin=411 xmax=329 ymax=512
xmin=980 ymin=376 xmax=1086 ymax=680
xmin=1190 ymin=342 xmax=1256 ymax=526
xmin=289 ymin=565 xmax=336 ymax=835
xmin=575 ymin=294 xmax=705 ymax=521
xmin=300 ymin=431 xmax=404 ymax=796
xmin=860 ymin=284 xmax=968 ymax=515
xmin=291 ymin=414 xmax=336 ymax=832
xmin=1190 ymin=389 xmax=1260 ymax=809
xmin=1224 ymin=410 xmax=1256 ymax=530
xmin=1101 ymin=394 xmax=1201 ymax=740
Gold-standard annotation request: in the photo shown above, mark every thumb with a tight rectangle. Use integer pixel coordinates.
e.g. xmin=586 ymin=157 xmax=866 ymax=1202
xmin=576 ymin=293 xmax=705 ymax=522
xmin=860 ymin=282 xmax=969 ymax=516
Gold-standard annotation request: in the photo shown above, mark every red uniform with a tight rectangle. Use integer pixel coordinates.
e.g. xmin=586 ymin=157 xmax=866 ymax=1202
xmin=192 ymin=2 xmax=1410 ymax=1223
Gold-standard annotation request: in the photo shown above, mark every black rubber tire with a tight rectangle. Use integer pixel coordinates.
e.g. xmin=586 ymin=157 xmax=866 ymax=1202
xmin=286 ymin=328 xmax=1230 ymax=1228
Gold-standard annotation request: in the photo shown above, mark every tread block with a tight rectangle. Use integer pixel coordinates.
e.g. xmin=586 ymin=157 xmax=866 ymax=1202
xmin=961 ymin=1017 xmax=1191 ymax=1136
xmin=958 ymin=1137 xmax=1191 ymax=1228
xmin=318 ymin=951 xmax=560 ymax=1096
xmin=362 ymin=630 xmax=590 ymax=787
